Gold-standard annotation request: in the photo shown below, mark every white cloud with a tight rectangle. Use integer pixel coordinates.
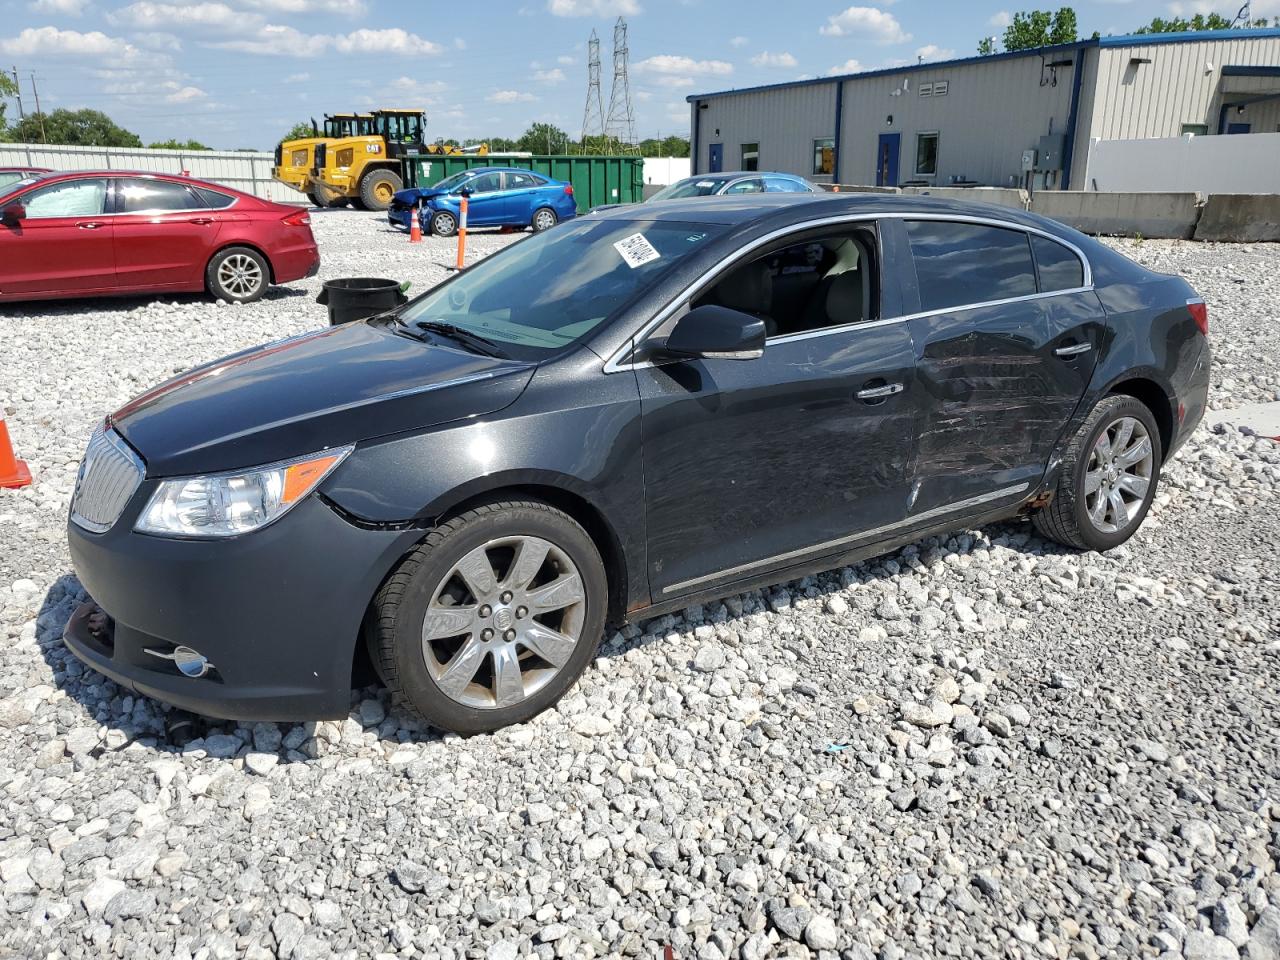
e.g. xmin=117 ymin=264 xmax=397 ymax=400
xmin=284 ymin=71 xmax=310 ymax=82
xmin=819 ymin=6 xmax=911 ymax=44
xmin=989 ymin=10 xmax=1011 ymax=28
xmin=29 ymin=0 xmax=89 ymax=15
xmin=915 ymin=44 xmax=955 ymax=61
xmin=239 ymin=0 xmax=367 ymax=12
xmin=134 ymin=30 xmax=182 ymax=50
xmin=487 ymin=89 xmax=536 ymax=103
xmin=164 ymin=84 xmax=207 ymax=102
xmin=635 ymin=54 xmax=732 ymax=76
xmin=729 ymin=35 xmax=748 ymax=47
xmin=828 ymin=58 xmax=862 ymax=75
xmin=750 ymin=51 xmax=797 ymax=68
xmin=210 ymin=25 xmax=442 ymax=56
xmin=534 ymin=67 xmax=565 ymax=83
xmin=0 ymin=26 xmax=138 ymax=57
xmin=547 ymin=0 xmax=640 ymax=15
xmin=111 ymin=1 xmax=250 ymax=31
xmin=557 ymin=54 xmax=575 ymax=64
xmin=648 ymin=75 xmax=693 ymax=88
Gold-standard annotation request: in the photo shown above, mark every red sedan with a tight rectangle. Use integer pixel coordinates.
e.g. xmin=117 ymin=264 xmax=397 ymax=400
xmin=0 ymin=171 xmax=319 ymax=304
xmin=0 ymin=167 xmax=51 ymax=191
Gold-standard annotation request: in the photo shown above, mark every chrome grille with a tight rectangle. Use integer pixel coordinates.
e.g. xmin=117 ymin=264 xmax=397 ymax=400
xmin=70 ymin=426 xmax=144 ymax=534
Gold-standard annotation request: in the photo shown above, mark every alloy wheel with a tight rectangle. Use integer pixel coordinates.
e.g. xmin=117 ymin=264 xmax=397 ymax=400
xmin=433 ymin=213 xmax=455 ymax=235
xmin=217 ymin=254 xmax=263 ymax=299
xmin=534 ymin=209 xmax=556 ymax=231
xmin=1084 ymin=415 xmax=1154 ymax=534
xmin=421 ymin=536 xmax=586 ymax=710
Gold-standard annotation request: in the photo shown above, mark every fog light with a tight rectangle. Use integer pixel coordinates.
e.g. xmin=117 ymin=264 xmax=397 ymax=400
xmin=144 ymin=645 xmax=215 ymax=678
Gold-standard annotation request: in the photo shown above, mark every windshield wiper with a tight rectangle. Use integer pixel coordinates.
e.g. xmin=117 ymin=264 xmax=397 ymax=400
xmin=407 ymin=319 xmax=507 ymax=358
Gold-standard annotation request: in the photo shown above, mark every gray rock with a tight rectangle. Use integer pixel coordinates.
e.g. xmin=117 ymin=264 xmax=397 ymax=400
xmin=1183 ymin=931 xmax=1240 ymax=960
xmin=804 ymin=915 xmax=839 ymax=950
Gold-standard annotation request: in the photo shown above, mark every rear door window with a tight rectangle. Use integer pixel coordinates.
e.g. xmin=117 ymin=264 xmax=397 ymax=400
xmin=764 ymin=176 xmax=810 ymax=193
xmin=118 ymin=179 xmax=204 ymax=214
xmin=1031 ymin=235 xmax=1085 ymax=292
xmin=194 ymin=187 xmax=236 ymax=209
xmin=21 ymin=178 xmax=109 ymax=218
xmin=506 ymin=172 xmax=543 ymax=189
xmin=723 ymin=178 xmax=765 ymax=194
xmin=906 ymin=220 xmax=1037 ymax=312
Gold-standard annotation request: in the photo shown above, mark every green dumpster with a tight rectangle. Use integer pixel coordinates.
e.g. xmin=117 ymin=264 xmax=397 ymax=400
xmin=411 ymin=155 xmax=645 ymax=214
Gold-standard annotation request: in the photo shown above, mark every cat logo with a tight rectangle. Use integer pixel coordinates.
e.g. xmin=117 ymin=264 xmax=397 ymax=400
xmin=368 ymin=143 xmax=382 ymax=154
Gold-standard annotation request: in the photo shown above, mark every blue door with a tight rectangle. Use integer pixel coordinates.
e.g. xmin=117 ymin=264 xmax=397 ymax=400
xmin=708 ymin=143 xmax=723 ymax=173
xmin=1227 ymin=122 xmax=1251 ymax=134
xmin=876 ymin=133 xmax=900 ymax=187
xmin=461 ymin=172 xmax=505 ymax=226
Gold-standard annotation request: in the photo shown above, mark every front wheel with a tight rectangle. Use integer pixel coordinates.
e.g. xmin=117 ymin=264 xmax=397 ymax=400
xmin=1033 ymin=394 xmax=1162 ymax=551
xmin=306 ymin=191 xmax=323 ymax=208
xmin=359 ymin=169 xmax=403 ymax=211
xmin=207 ymin=246 xmax=269 ymax=304
xmin=531 ymin=206 xmax=558 ymax=232
xmin=370 ymin=500 xmax=607 ymax=734
xmin=430 ymin=210 xmax=458 ymax=237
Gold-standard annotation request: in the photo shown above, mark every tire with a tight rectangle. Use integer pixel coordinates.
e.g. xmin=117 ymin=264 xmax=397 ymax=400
xmin=306 ymin=191 xmax=323 ymax=208
xmin=531 ymin=206 xmax=558 ymax=232
xmin=359 ymin=169 xmax=403 ymax=211
xmin=1033 ymin=394 xmax=1162 ymax=552
xmin=206 ymin=246 xmax=269 ymax=304
xmin=349 ymin=197 xmax=369 ymax=211
xmin=430 ymin=210 xmax=458 ymax=237
xmin=371 ymin=499 xmax=608 ymax=734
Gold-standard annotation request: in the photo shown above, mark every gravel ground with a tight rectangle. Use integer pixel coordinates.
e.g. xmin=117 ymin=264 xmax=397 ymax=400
xmin=1 ymin=212 xmax=1278 ymax=960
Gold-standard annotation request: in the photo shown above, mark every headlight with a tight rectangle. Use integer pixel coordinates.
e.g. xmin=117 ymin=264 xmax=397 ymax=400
xmin=134 ymin=445 xmax=353 ymax=539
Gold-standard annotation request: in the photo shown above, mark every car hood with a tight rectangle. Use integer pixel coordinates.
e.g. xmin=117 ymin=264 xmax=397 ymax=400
xmin=111 ymin=321 xmax=535 ymax=477
xmin=393 ymin=186 xmax=447 ymax=204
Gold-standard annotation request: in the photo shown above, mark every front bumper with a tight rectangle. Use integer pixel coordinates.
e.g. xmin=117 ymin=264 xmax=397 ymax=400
xmin=387 ymin=205 xmax=415 ymax=230
xmin=65 ymin=494 xmax=415 ymax=722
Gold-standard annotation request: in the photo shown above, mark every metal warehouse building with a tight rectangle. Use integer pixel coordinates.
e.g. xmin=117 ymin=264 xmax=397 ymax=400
xmin=687 ymin=28 xmax=1280 ymax=191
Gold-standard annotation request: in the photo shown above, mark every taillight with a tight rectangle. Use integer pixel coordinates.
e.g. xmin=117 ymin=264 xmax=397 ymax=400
xmin=1187 ymin=298 xmax=1208 ymax=337
xmin=563 ymin=184 xmax=574 ymax=195
xmin=282 ymin=210 xmax=311 ymax=227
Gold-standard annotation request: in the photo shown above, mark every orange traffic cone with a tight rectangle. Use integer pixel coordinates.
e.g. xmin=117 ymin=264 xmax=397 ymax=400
xmin=0 ymin=412 xmax=32 ymax=489
xmin=409 ymin=205 xmax=423 ymax=244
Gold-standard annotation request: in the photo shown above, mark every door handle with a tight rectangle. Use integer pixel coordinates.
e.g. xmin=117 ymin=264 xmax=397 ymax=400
xmin=77 ymin=222 xmax=103 ymax=230
xmin=856 ymin=382 xmax=905 ymax=401
xmin=1053 ymin=342 xmax=1092 ymax=357
xmin=187 ymin=218 xmax=214 ymax=225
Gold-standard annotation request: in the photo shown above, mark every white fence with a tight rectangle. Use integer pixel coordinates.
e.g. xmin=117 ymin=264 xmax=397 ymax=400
xmin=0 ymin=143 xmax=292 ymax=201
xmin=641 ymin=157 xmax=690 ymax=185
xmin=1082 ymin=132 xmax=1280 ymax=195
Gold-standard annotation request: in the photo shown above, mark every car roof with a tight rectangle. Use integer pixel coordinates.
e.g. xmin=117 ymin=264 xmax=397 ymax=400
xmin=677 ymin=171 xmax=805 ymax=181
xmin=586 ymin=191 xmax=1073 ymax=235
xmin=454 ymin=166 xmax=554 ymax=176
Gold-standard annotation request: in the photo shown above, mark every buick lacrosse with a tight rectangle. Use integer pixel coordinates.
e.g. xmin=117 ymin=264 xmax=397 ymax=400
xmin=65 ymin=194 xmax=1210 ymax=733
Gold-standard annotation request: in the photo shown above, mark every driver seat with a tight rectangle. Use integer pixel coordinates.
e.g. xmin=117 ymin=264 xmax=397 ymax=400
xmin=708 ymin=261 xmax=777 ymax=337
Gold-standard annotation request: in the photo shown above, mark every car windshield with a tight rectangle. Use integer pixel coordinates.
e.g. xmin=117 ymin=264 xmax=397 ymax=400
xmin=397 ymin=218 xmax=724 ymax=360
xmin=433 ymin=171 xmax=479 ymax=193
xmin=648 ymin=177 xmax=734 ymax=201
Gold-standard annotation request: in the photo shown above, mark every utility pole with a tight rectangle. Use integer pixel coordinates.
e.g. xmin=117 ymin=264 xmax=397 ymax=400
xmin=604 ymin=17 xmax=638 ymax=154
xmin=579 ymin=30 xmax=605 ymax=154
xmin=10 ymin=67 xmax=23 ymax=120
xmin=30 ymin=73 xmax=46 ymax=143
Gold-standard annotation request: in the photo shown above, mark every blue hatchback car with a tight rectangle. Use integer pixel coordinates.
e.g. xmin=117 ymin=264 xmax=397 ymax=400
xmin=388 ymin=167 xmax=578 ymax=236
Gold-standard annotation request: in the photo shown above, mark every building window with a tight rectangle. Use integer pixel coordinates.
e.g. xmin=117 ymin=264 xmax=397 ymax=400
xmin=813 ymin=137 xmax=834 ymax=176
xmin=1180 ymin=123 xmax=1209 ymax=136
xmin=741 ymin=143 xmax=759 ymax=171
xmin=915 ymin=132 xmax=939 ymax=177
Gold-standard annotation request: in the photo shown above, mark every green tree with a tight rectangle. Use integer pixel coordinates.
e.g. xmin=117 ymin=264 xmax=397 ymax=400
xmin=148 ymin=138 xmax=211 ymax=151
xmin=516 ymin=122 xmax=570 ymax=154
xmin=281 ymin=121 xmax=317 ymax=142
xmin=0 ymin=72 xmax=16 ymax=128
xmin=1003 ymin=7 xmax=1078 ymax=50
xmin=1134 ymin=12 xmax=1274 ymax=33
xmin=637 ymin=135 xmax=689 ymax=157
xmin=7 ymin=108 xmax=142 ymax=146
xmin=977 ymin=36 xmax=998 ymax=55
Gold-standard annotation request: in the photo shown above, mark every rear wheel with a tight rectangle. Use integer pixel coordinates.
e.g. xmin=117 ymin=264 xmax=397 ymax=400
xmin=349 ymin=197 xmax=369 ymax=211
xmin=360 ymin=169 xmax=403 ymax=211
xmin=370 ymin=499 xmax=607 ymax=734
xmin=207 ymin=246 xmax=269 ymax=304
xmin=430 ymin=210 xmax=458 ymax=237
xmin=532 ymin=206 xmax=558 ymax=232
xmin=1033 ymin=394 xmax=1162 ymax=551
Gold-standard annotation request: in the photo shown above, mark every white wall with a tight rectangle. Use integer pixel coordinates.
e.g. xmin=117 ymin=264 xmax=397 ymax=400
xmin=0 ymin=143 xmax=294 ymax=202
xmin=641 ymin=157 xmax=690 ymax=185
xmin=1082 ymin=131 xmax=1280 ymax=193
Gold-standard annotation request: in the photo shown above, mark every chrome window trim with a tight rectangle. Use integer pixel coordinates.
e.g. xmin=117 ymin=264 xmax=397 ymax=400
xmin=660 ymin=481 xmax=1031 ymax=596
xmin=602 ymin=211 xmax=1094 ymax=374
xmin=9 ymin=176 xmax=240 ymax=218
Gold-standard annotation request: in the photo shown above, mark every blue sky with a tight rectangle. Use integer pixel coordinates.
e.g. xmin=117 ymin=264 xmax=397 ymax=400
xmin=0 ymin=0 xmax=1268 ymax=149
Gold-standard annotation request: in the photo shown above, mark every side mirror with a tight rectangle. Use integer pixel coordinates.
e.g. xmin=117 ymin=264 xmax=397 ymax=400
xmin=458 ymin=186 xmax=473 ymax=198
xmin=1 ymin=202 xmax=25 ymax=226
xmin=657 ymin=304 xmax=766 ymax=361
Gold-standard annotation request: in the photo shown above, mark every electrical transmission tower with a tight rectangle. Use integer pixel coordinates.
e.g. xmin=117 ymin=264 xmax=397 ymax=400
xmin=578 ymin=30 xmax=605 ymax=154
xmin=604 ymin=17 xmax=638 ymax=154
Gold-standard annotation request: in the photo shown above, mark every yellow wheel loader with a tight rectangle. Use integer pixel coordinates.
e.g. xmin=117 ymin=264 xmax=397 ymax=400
xmin=310 ymin=109 xmax=429 ymax=212
xmin=273 ymin=114 xmax=373 ymax=206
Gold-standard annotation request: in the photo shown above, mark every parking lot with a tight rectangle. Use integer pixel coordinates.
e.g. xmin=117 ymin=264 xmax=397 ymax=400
xmin=1 ymin=210 xmax=1278 ymax=960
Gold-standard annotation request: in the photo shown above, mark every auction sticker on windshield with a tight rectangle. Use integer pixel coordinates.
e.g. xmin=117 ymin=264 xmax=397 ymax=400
xmin=613 ymin=232 xmax=661 ymax=269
